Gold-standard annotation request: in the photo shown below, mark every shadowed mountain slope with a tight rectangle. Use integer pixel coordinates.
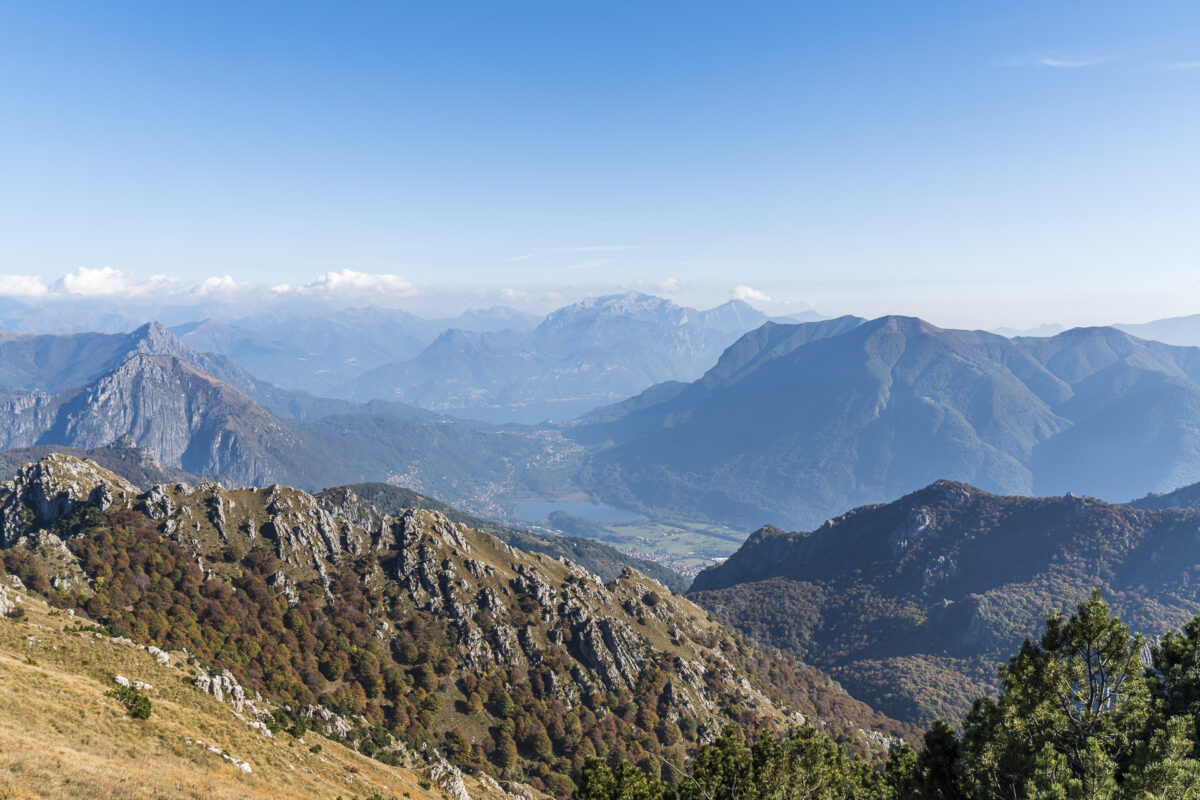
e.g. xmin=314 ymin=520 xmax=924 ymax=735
xmin=687 ymin=480 xmax=1200 ymax=725
xmin=575 ymin=315 xmax=1200 ymax=529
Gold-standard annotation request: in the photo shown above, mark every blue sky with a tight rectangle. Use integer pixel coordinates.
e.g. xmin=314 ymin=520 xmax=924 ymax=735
xmin=1 ymin=1 xmax=1198 ymax=327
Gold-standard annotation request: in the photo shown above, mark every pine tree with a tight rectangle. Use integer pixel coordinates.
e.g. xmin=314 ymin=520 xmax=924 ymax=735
xmin=1120 ymin=717 xmax=1200 ymax=800
xmin=955 ymin=591 xmax=1151 ymax=800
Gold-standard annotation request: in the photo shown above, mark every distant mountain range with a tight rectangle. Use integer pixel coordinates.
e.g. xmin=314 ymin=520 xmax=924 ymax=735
xmin=344 ymin=293 xmax=801 ymax=423
xmin=172 ymin=305 xmax=542 ymax=397
xmin=166 ymin=293 xmax=816 ymax=423
xmin=12 ymin=306 xmax=1200 ymax=544
xmin=572 ymin=315 xmax=1200 ymax=529
xmin=1113 ymin=313 xmax=1200 ymax=348
xmin=0 ymin=321 xmax=360 ymax=419
xmin=687 ymin=479 xmax=1200 ymax=725
xmin=0 ymin=323 xmax=575 ymax=513
xmin=992 ymin=315 xmax=1200 ymax=347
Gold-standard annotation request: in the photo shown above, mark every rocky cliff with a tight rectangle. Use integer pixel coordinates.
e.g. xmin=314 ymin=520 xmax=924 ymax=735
xmin=0 ymin=455 xmax=905 ymax=795
xmin=0 ymin=343 xmax=580 ymax=509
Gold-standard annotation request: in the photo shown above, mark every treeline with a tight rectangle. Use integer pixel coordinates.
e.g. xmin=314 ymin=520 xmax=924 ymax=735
xmin=579 ymin=591 xmax=1200 ymax=800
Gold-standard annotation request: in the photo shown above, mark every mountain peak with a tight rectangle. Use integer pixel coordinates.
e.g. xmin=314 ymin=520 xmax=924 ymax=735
xmin=0 ymin=454 xmax=139 ymax=545
xmin=130 ymin=320 xmax=174 ymax=341
xmin=862 ymin=315 xmax=946 ymax=336
xmin=548 ymin=291 xmax=679 ymax=321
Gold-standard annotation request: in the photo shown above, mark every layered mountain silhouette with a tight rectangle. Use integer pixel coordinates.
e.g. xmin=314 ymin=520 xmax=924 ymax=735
xmin=345 ymin=293 xmax=785 ymax=423
xmin=574 ymin=315 xmax=1200 ymax=528
xmin=172 ymin=305 xmax=541 ymax=395
xmin=0 ymin=323 xmax=696 ymax=587
xmin=0 ymin=321 xmax=359 ymax=420
xmin=12 ymin=311 xmax=1200 ymax=543
xmin=0 ymin=324 xmax=575 ymax=509
xmin=687 ymin=480 xmax=1200 ymax=725
xmin=1115 ymin=313 xmax=1200 ymax=348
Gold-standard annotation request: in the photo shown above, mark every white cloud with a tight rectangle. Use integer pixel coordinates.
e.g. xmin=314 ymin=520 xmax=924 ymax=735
xmin=190 ymin=275 xmax=247 ymax=297
xmin=500 ymin=288 xmax=533 ymax=302
xmin=0 ymin=267 xmax=187 ymax=300
xmin=0 ymin=274 xmax=49 ymax=298
xmin=732 ymin=285 xmax=772 ymax=304
xmin=50 ymin=266 xmax=183 ymax=298
xmin=1002 ymin=51 xmax=1200 ymax=73
xmin=297 ymin=269 xmax=418 ymax=298
xmin=1008 ymin=51 xmax=1200 ymax=73
xmin=0 ymin=267 xmax=423 ymax=304
xmin=1000 ymin=53 xmax=1118 ymax=70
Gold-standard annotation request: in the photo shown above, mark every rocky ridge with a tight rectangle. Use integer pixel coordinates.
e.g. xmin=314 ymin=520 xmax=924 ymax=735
xmin=0 ymin=454 xmax=905 ymax=793
xmin=0 ymin=333 xmax=580 ymax=512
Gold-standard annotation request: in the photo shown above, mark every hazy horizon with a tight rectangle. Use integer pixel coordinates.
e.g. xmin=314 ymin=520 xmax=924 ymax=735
xmin=0 ymin=268 xmax=1193 ymax=335
xmin=2 ymin=2 xmax=1199 ymax=330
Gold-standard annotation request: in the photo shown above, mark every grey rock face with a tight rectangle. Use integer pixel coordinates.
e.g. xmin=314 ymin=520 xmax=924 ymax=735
xmin=889 ymin=507 xmax=935 ymax=557
xmin=302 ymin=704 xmax=359 ymax=739
xmin=569 ymin=615 xmax=645 ymax=690
xmin=0 ymin=391 xmax=59 ymax=450
xmin=0 ymin=454 xmax=805 ymax=746
xmin=0 ymin=579 xmax=19 ymax=617
xmin=0 ymin=454 xmax=137 ymax=545
xmin=431 ymin=760 xmax=473 ymax=800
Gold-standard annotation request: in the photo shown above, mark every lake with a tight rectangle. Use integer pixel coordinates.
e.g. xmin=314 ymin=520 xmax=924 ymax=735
xmin=516 ymin=500 xmax=646 ymax=523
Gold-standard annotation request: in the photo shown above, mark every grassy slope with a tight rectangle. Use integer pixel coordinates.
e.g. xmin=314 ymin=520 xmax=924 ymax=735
xmin=0 ymin=590 xmax=507 ymax=800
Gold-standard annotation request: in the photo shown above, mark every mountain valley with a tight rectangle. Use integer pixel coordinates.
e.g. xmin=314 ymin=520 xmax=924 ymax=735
xmin=18 ymin=309 xmax=1200 ymax=583
xmin=0 ymin=324 xmax=581 ymax=515
xmin=13 ymin=5 xmax=1200 ymax=794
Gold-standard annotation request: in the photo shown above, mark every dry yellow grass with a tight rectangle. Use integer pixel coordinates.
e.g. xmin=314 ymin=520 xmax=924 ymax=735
xmin=0 ymin=591 xmax=503 ymax=800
